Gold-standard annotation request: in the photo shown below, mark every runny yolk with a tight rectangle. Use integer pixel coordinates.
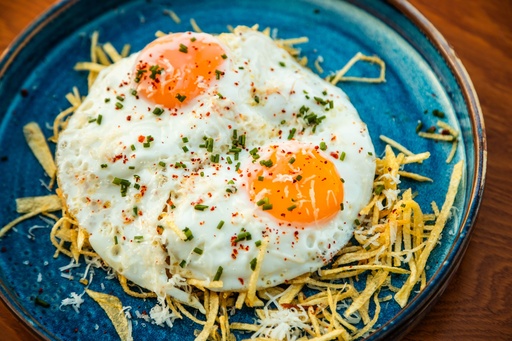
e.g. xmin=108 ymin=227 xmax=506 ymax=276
xmin=247 ymin=142 xmax=344 ymax=226
xmin=133 ymin=32 xmax=226 ymax=108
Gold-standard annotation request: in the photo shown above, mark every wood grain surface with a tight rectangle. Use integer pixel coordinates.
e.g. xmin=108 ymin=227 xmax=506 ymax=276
xmin=0 ymin=0 xmax=511 ymax=340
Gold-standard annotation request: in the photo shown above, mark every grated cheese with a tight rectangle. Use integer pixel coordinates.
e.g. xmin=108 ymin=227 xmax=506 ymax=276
xmin=60 ymin=291 xmax=85 ymax=313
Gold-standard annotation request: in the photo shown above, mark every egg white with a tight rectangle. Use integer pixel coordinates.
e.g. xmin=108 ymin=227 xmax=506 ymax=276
xmin=56 ymin=26 xmax=375 ymax=294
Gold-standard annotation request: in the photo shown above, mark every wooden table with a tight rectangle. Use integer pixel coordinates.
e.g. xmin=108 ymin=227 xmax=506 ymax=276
xmin=0 ymin=0 xmax=510 ymax=340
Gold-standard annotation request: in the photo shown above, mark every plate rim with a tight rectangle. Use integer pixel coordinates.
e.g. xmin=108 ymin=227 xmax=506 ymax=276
xmin=0 ymin=0 xmax=487 ymax=340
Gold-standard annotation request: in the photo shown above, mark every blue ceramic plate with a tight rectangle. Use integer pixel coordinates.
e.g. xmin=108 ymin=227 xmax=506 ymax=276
xmin=0 ymin=0 xmax=486 ymax=340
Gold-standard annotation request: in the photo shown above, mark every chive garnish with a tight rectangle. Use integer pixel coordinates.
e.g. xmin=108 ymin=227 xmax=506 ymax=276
xmin=182 ymin=146 xmax=189 ymax=152
xmin=288 ymin=128 xmax=296 ymax=140
xmin=159 ymin=161 xmax=166 ymax=167
xmin=194 ymin=204 xmax=209 ymax=211
xmin=134 ymin=183 xmax=140 ymax=190
xmin=114 ymin=236 xmax=118 ymax=245
xmin=340 ymin=152 xmax=346 ymax=161
xmin=179 ymin=43 xmax=188 ymax=53
xmin=340 ymin=203 xmax=344 ymax=211
xmin=213 ymin=266 xmax=223 ymax=281
xmin=319 ymin=142 xmax=327 ymax=151
xmin=255 ymin=240 xmax=262 ymax=247
xmin=295 ymin=175 xmax=303 ymax=181
xmin=216 ymin=221 xmax=225 ymax=230
xmin=131 ymin=144 xmax=136 ymax=151
xmin=287 ymin=204 xmax=297 ymax=211
xmin=153 ymin=107 xmax=164 ymax=116
xmin=221 ymin=54 xmax=227 ymax=59
xmin=215 ymin=69 xmax=223 ymax=80
xmin=182 ymin=137 xmax=189 ymax=143
xmin=374 ymin=184 xmax=385 ymax=195
xmin=259 ymin=159 xmax=273 ymax=168
xmin=354 ymin=219 xmax=361 ymax=225
xmin=97 ymin=115 xmax=103 ymax=125
xmin=101 ymin=164 xmax=108 ymax=168
xmin=183 ymin=227 xmax=194 ymax=241
xmin=258 ymin=176 xmax=264 ymax=181
xmin=262 ymin=203 xmax=273 ymax=210
xmin=254 ymin=95 xmax=260 ymax=103
xmin=179 ymin=260 xmax=187 ymax=268
xmin=250 ymin=258 xmax=257 ymax=271
xmin=35 ymin=297 xmax=50 ymax=308
xmin=235 ymin=231 xmax=252 ymax=242
xmin=193 ymin=247 xmax=203 ymax=255
xmin=115 ymin=102 xmax=123 ymax=109
xmin=289 ymin=157 xmax=296 ymax=164
xmin=279 ymin=61 xmax=286 ymax=67
xmin=175 ymin=93 xmax=187 ymax=102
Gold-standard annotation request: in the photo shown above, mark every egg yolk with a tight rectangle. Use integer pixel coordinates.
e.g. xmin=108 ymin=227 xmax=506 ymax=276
xmin=247 ymin=143 xmax=344 ymax=225
xmin=133 ymin=32 xmax=226 ymax=108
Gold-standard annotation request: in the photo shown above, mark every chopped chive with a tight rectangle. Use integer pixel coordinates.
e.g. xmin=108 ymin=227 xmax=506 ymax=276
xmin=133 ymin=206 xmax=138 ymax=216
xmin=250 ymin=258 xmax=257 ymax=270
xmin=221 ymin=53 xmax=227 ymax=59
xmin=256 ymin=198 xmax=268 ymax=206
xmin=115 ymin=102 xmax=123 ymax=109
xmin=182 ymin=146 xmax=189 ymax=152
xmin=340 ymin=152 xmax=346 ymax=161
xmin=134 ymin=183 xmax=140 ymax=190
xmin=216 ymin=220 xmax=225 ymax=230
xmin=194 ymin=204 xmax=209 ymax=211
xmin=213 ymin=266 xmax=223 ymax=281
xmin=262 ymin=203 xmax=273 ymax=210
xmin=340 ymin=203 xmax=344 ymax=211
xmin=143 ymin=142 xmax=150 ymax=148
xmin=235 ymin=231 xmax=252 ymax=242
xmin=104 ymin=98 xmax=110 ymax=103
xmin=288 ymin=128 xmax=296 ymax=140
xmin=354 ymin=219 xmax=361 ymax=225
xmin=175 ymin=93 xmax=187 ymax=102
xmin=35 ymin=297 xmax=50 ymax=308
xmin=128 ymin=166 xmax=135 ymax=170
xmin=258 ymin=176 xmax=264 ymax=181
xmin=374 ymin=184 xmax=385 ymax=195
xmin=255 ymin=240 xmax=262 ymax=247
xmin=295 ymin=175 xmax=303 ymax=181
xmin=215 ymin=69 xmax=223 ymax=80
xmin=235 ymin=162 xmax=241 ymax=171
xmin=279 ymin=61 xmax=286 ymax=67
xmin=226 ymin=156 xmax=233 ymax=164
xmin=433 ymin=109 xmax=445 ymax=118
xmin=182 ymin=137 xmax=189 ymax=143
xmin=114 ymin=236 xmax=118 ymax=245
xmin=131 ymin=89 xmax=137 ymax=96
xmin=183 ymin=227 xmax=193 ymax=241
xmin=101 ymin=164 xmax=108 ymax=168
xmin=131 ymin=144 xmax=136 ymax=151
xmin=193 ymin=247 xmax=203 ymax=255
xmin=287 ymin=204 xmax=297 ymax=211
xmin=319 ymin=142 xmax=327 ymax=151
xmin=134 ymin=235 xmax=143 ymax=241
xmin=97 ymin=115 xmax=103 ymax=125
xmin=217 ymin=93 xmax=223 ymax=99
xmin=179 ymin=43 xmax=188 ymax=53
xmin=254 ymin=95 xmax=260 ymax=103
xmin=159 ymin=161 xmax=166 ymax=167
xmin=368 ymin=152 xmax=373 ymax=156
xmin=179 ymin=260 xmax=186 ymax=268
xmin=88 ymin=118 xmax=97 ymax=123
xmin=116 ymin=95 xmax=124 ymax=102
xmin=153 ymin=107 xmax=164 ymax=116
xmin=259 ymin=159 xmax=273 ymax=168
xmin=289 ymin=157 xmax=296 ymax=164
xmin=190 ymin=37 xmax=197 ymax=42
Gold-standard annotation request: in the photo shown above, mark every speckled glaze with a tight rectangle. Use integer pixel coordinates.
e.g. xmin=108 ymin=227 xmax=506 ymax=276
xmin=0 ymin=0 xmax=486 ymax=340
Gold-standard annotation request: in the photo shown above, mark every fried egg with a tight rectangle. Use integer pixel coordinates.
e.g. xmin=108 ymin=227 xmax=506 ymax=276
xmin=56 ymin=26 xmax=375 ymax=298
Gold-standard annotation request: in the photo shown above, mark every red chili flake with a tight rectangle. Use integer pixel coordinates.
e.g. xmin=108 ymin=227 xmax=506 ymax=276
xmin=238 ymin=278 xmax=244 ymax=285
xmin=138 ymin=135 xmax=145 ymax=143
xmin=126 ymin=116 xmax=132 ymax=121
xmin=330 ymin=152 xmax=339 ymax=159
